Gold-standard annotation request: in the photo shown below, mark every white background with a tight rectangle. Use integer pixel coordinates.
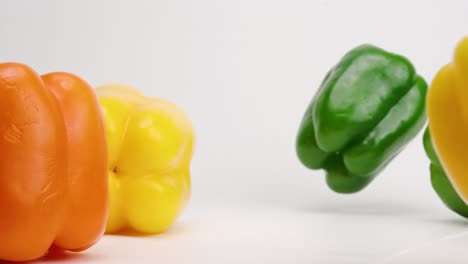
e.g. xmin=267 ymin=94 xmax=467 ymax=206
xmin=2 ymin=0 xmax=468 ymax=263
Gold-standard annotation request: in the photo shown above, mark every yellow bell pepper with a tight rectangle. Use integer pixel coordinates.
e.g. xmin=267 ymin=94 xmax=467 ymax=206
xmin=95 ymin=84 xmax=195 ymax=234
xmin=427 ymin=36 xmax=468 ymax=204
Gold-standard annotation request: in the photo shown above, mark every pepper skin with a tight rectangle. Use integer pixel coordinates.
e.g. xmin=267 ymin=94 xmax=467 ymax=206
xmin=95 ymin=84 xmax=194 ymax=234
xmin=423 ymin=128 xmax=468 ymax=217
xmin=426 ymin=36 xmax=468 ymax=215
xmin=0 ymin=63 xmax=108 ymax=261
xmin=296 ymin=45 xmax=427 ymax=194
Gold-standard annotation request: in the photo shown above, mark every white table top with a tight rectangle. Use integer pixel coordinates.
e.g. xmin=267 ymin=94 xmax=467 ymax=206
xmin=33 ymin=202 xmax=468 ymax=264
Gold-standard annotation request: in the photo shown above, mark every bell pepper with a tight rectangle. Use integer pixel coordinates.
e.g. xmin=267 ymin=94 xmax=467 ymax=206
xmin=423 ymin=128 xmax=468 ymax=217
xmin=296 ymin=45 xmax=427 ymax=193
xmin=0 ymin=63 xmax=108 ymax=261
xmin=425 ymin=36 xmax=468 ymax=217
xmin=95 ymin=84 xmax=195 ymax=234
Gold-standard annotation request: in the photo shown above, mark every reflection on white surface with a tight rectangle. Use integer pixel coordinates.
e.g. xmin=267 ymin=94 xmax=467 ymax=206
xmin=31 ymin=203 xmax=468 ymax=264
xmin=382 ymin=230 xmax=468 ymax=264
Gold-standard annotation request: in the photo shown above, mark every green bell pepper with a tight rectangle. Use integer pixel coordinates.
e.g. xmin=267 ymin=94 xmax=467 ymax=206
xmin=423 ymin=127 xmax=468 ymax=217
xmin=296 ymin=44 xmax=427 ymax=194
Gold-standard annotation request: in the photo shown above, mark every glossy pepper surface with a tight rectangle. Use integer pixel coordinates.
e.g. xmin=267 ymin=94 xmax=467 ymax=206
xmin=425 ymin=36 xmax=468 ymax=217
xmin=423 ymin=128 xmax=468 ymax=217
xmin=0 ymin=63 xmax=108 ymax=261
xmin=296 ymin=45 xmax=427 ymax=193
xmin=95 ymin=84 xmax=194 ymax=234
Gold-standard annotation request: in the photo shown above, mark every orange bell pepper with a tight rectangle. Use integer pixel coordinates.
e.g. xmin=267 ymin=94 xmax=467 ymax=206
xmin=0 ymin=63 xmax=108 ymax=261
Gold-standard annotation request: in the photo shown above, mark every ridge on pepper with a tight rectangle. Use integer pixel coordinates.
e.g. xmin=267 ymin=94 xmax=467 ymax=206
xmin=296 ymin=44 xmax=427 ymax=194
